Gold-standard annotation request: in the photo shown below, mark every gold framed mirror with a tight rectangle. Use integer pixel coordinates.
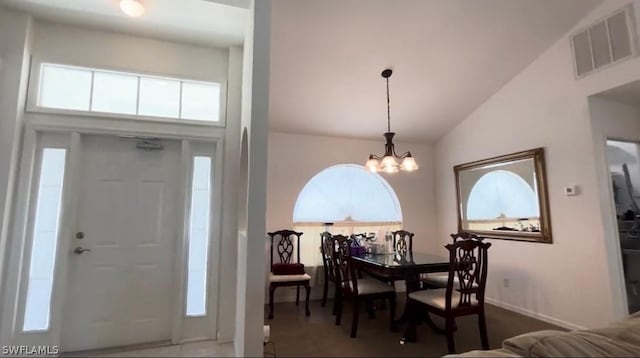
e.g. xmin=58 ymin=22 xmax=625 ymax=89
xmin=454 ymin=148 xmax=552 ymax=243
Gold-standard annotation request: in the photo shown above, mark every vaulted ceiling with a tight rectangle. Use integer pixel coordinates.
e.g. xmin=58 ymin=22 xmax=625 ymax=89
xmin=269 ymin=0 xmax=602 ymax=142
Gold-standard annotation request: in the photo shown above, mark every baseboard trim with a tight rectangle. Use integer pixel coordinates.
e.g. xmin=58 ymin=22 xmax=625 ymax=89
xmin=216 ymin=334 xmax=234 ymax=344
xmin=485 ymin=298 xmax=586 ymax=331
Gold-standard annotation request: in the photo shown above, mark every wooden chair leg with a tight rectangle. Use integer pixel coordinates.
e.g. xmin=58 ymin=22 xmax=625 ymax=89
xmin=367 ymin=300 xmax=376 ymax=319
xmin=402 ymin=299 xmax=418 ymax=342
xmin=445 ymin=317 xmax=456 ymax=354
xmin=389 ymin=295 xmax=397 ymax=332
xmin=304 ymin=283 xmax=311 ymax=316
xmin=379 ymin=298 xmax=387 ymax=310
xmin=321 ymin=276 xmax=329 ymax=307
xmin=479 ymin=309 xmax=489 ymax=350
xmin=350 ymin=298 xmax=360 ymax=338
xmin=332 ymin=293 xmax=337 ymax=316
xmin=296 ymin=286 xmax=300 ymax=306
xmin=335 ymin=289 xmax=343 ymax=326
xmin=268 ymin=284 xmax=276 ymax=320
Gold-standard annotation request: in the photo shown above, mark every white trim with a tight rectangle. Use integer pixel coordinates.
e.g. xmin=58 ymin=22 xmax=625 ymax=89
xmin=216 ymin=334 xmax=234 ymax=344
xmin=26 ymin=113 xmax=225 ymax=142
xmin=1 ymin=128 xmax=71 ymax=347
xmin=172 ymin=140 xmax=190 ymax=344
xmin=1 ymin=126 xmax=37 ymax=345
xmin=26 ymin=106 xmax=224 ymax=129
xmin=593 ymin=133 xmax=634 ymax=320
xmin=51 ymin=132 xmax=81 ymax=346
xmin=178 ymin=141 xmax=222 ymax=342
xmin=485 ymin=298 xmax=586 ymax=331
xmin=210 ymin=140 xmax=224 ymax=339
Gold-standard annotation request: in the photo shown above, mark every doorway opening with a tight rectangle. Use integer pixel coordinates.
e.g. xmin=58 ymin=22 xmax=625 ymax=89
xmin=590 ymin=81 xmax=640 ymax=318
xmin=606 ymin=139 xmax=640 ymax=314
xmin=4 ymin=131 xmax=221 ymax=353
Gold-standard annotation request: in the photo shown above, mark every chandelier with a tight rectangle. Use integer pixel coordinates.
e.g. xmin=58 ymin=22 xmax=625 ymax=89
xmin=365 ymin=69 xmax=419 ymax=173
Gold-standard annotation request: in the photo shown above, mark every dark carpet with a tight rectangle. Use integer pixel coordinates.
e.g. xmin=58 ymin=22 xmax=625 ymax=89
xmin=265 ymin=298 xmax=562 ymax=357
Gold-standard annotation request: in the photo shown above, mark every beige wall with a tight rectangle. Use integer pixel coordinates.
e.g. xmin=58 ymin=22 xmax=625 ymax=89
xmin=435 ymin=0 xmax=640 ymax=330
xmin=266 ymin=131 xmax=436 ymax=254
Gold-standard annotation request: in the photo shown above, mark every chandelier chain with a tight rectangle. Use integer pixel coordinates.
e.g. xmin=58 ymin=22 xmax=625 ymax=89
xmin=386 ymin=77 xmax=391 ymax=133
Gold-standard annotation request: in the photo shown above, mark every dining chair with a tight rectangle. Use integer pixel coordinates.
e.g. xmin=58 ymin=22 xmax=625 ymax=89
xmin=422 ymin=233 xmax=484 ymax=288
xmin=332 ymin=234 xmax=397 ymax=338
xmin=392 ymin=230 xmax=414 ymax=255
xmin=369 ymin=230 xmax=415 ymax=287
xmin=351 ymin=232 xmax=368 ymax=245
xmin=320 ymin=231 xmax=337 ymax=313
xmin=267 ymin=230 xmax=311 ymax=320
xmin=404 ymin=238 xmax=492 ymax=353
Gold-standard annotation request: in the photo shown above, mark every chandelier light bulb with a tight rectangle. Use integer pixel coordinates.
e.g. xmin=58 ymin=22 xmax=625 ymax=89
xmin=120 ymin=0 xmax=145 ymax=17
xmin=401 ymin=155 xmax=419 ymax=171
xmin=380 ymin=155 xmax=399 ymax=173
xmin=366 ymin=157 xmax=380 ymax=172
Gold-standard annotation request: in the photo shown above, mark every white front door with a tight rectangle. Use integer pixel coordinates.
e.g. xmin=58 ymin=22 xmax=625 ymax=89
xmin=62 ymin=135 xmax=180 ymax=352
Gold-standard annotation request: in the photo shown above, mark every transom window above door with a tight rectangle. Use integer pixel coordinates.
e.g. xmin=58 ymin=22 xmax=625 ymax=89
xmin=35 ymin=63 xmax=221 ymax=123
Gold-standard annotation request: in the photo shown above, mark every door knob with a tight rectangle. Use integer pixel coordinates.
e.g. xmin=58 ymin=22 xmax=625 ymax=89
xmin=74 ymin=246 xmax=91 ymax=255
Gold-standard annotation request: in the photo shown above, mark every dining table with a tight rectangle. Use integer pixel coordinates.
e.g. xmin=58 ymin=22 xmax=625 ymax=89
xmin=350 ymin=251 xmax=450 ymax=327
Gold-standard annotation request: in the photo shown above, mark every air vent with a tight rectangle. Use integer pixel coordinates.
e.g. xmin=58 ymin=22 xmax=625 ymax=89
xmin=571 ymin=5 xmax=637 ymax=78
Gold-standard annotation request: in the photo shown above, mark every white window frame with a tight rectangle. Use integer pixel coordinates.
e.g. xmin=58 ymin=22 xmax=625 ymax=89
xmin=174 ymin=140 xmax=222 ymax=342
xmin=0 ymin=130 xmax=73 ymax=348
xmin=26 ymin=57 xmax=227 ymax=128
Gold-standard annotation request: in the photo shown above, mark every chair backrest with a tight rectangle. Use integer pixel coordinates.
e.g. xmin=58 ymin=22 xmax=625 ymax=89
xmin=350 ymin=233 xmax=367 ymax=245
xmin=450 ymin=232 xmax=485 ymax=242
xmin=392 ymin=230 xmax=414 ymax=254
xmin=268 ymin=230 xmax=303 ymax=267
xmin=332 ymin=234 xmax=359 ymax=295
xmin=444 ymin=239 xmax=491 ymax=310
xmin=320 ymin=232 xmax=336 ymax=282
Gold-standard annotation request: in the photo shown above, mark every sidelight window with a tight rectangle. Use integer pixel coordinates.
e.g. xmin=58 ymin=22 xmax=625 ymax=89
xmin=23 ymin=148 xmax=67 ymax=332
xmin=186 ymin=156 xmax=212 ymax=316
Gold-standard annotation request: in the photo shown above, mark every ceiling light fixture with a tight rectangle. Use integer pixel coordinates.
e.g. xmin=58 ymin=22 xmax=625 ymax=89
xmin=366 ymin=69 xmax=419 ymax=174
xmin=120 ymin=0 xmax=145 ymax=17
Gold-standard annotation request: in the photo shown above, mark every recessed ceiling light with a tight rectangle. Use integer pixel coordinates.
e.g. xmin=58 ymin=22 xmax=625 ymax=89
xmin=120 ymin=0 xmax=145 ymax=17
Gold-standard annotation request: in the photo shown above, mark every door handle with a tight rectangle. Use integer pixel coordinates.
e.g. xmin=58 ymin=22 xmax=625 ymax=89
xmin=74 ymin=246 xmax=91 ymax=255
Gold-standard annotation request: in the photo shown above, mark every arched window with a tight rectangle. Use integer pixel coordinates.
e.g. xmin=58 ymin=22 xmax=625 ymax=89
xmin=466 ymin=170 xmax=538 ymax=220
xmin=293 ymin=164 xmax=402 ymax=265
xmin=294 ymin=164 xmax=402 ymax=223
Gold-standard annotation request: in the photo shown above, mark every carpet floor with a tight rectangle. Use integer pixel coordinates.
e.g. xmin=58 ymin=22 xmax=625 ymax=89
xmin=265 ymin=298 xmax=562 ymax=357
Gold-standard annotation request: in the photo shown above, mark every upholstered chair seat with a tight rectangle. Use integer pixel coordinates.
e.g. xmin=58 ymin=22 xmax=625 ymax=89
xmin=268 ymin=273 xmax=312 ymax=283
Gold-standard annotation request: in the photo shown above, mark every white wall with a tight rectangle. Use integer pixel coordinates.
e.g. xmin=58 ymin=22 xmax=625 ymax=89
xmin=0 ymin=7 xmax=32 ymax=319
xmin=235 ymin=0 xmax=270 ymax=356
xmin=216 ymin=46 xmax=242 ymax=343
xmin=31 ymin=21 xmax=228 ymax=82
xmin=434 ymin=0 xmax=640 ymax=330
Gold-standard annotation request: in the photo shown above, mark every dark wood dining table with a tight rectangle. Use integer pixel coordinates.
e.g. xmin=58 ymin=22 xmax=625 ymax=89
xmin=350 ymin=251 xmax=450 ymax=326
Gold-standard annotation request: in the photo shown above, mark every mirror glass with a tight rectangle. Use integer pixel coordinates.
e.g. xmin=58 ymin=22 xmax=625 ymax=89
xmin=455 ymin=148 xmax=552 ymax=243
